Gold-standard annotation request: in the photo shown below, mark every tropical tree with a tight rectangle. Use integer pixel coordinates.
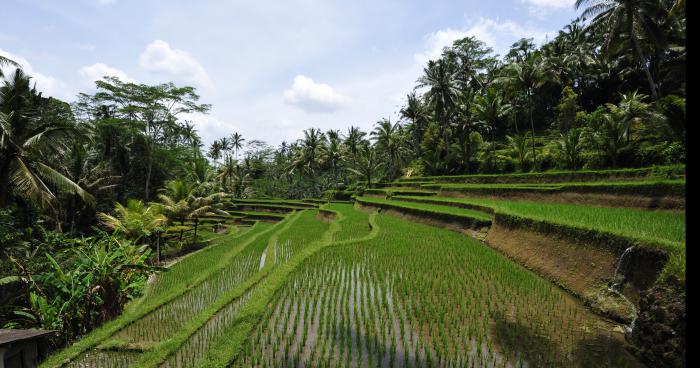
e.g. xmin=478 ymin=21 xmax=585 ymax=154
xmin=371 ymin=118 xmax=406 ymax=179
xmin=576 ymin=0 xmax=668 ymax=98
xmin=343 ymin=126 xmax=366 ymax=161
xmin=0 ymin=70 xmax=94 ymax=224
xmin=348 ymin=144 xmax=381 ymax=188
xmin=231 ymin=132 xmax=245 ymax=161
xmin=98 ymin=199 xmax=166 ymax=243
xmin=496 ymin=44 xmax=552 ymax=165
xmin=416 ymin=59 xmax=459 ymax=156
xmin=507 ymin=133 xmax=532 ymax=171
xmin=156 ymin=179 xmax=227 ymax=244
xmin=0 ymin=55 xmax=19 ymax=78
xmin=555 ymin=128 xmax=584 ymax=169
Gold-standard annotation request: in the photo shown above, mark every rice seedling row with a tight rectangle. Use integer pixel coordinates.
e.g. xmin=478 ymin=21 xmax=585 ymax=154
xmin=115 ymin=226 xmax=273 ymax=345
xmin=237 ymin=211 xmax=641 ymax=367
xmin=146 ymin=209 xmax=334 ymax=367
xmin=395 ymin=196 xmax=685 ymax=246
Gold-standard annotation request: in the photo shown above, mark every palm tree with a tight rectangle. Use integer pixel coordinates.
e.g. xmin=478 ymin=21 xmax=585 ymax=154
xmin=156 ymin=179 xmax=228 ymax=245
xmin=208 ymin=140 xmax=223 ymax=165
xmin=592 ymin=112 xmax=630 ymax=167
xmin=343 ymin=126 xmax=366 ymax=161
xmin=322 ymin=130 xmax=343 ymax=188
xmin=0 ymin=69 xmax=94 ymax=224
xmin=348 ymin=145 xmax=381 ymax=188
xmin=575 ymin=0 xmax=667 ymax=98
xmin=0 ymin=55 xmax=19 ymax=78
xmin=607 ymin=90 xmax=661 ymax=143
xmin=370 ymin=118 xmax=405 ymax=179
xmin=472 ymin=88 xmax=513 ymax=138
xmin=496 ymin=51 xmax=551 ymax=166
xmin=400 ymin=92 xmax=430 ymax=156
xmin=507 ymin=133 xmax=531 ymax=171
xmin=416 ymin=60 xmax=460 ymax=158
xmin=98 ymin=199 xmax=166 ymax=243
xmin=556 ymin=128 xmax=584 ymax=169
xmin=230 ymin=132 xmax=245 ymax=161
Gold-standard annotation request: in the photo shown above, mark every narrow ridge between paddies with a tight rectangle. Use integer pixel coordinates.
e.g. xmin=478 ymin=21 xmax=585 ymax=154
xmin=355 ymin=196 xmax=492 ymax=227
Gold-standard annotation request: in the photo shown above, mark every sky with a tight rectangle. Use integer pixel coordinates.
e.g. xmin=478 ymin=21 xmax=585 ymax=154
xmin=1 ymin=0 xmax=579 ymax=149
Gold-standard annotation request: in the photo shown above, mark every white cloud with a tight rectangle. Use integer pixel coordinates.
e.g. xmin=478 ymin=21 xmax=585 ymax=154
xmin=283 ymin=75 xmax=348 ymax=113
xmin=139 ymin=40 xmax=213 ymax=90
xmin=79 ymin=62 xmax=133 ymax=84
xmin=523 ymin=0 xmax=574 ymax=9
xmin=415 ymin=17 xmax=554 ymax=64
xmin=0 ymin=48 xmax=73 ymax=100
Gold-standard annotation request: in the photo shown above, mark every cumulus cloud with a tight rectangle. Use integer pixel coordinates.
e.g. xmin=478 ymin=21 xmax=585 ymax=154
xmin=415 ymin=17 xmax=554 ymax=64
xmin=523 ymin=0 xmax=574 ymax=9
xmin=139 ymin=40 xmax=213 ymax=90
xmin=0 ymin=48 xmax=73 ymax=100
xmin=79 ymin=62 xmax=133 ymax=84
xmin=283 ymin=75 xmax=348 ymax=113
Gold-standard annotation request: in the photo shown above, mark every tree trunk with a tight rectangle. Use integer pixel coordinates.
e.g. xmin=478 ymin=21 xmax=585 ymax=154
xmin=528 ymin=92 xmax=537 ymax=170
xmin=145 ymin=145 xmax=153 ymax=201
xmin=629 ymin=15 xmax=658 ymax=99
xmin=192 ymin=218 xmax=199 ymax=245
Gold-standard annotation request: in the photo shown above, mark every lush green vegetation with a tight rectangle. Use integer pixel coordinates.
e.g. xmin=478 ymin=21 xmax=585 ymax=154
xmin=396 ymin=196 xmax=684 ymax=246
xmin=0 ymin=1 xmax=686 ymax=366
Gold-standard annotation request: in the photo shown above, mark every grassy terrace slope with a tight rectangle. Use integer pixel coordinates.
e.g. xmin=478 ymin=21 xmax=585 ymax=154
xmin=43 ymin=216 xmax=290 ymax=367
xmin=421 ymin=179 xmax=685 ymax=197
xmin=355 ymin=196 xmax=492 ymax=229
xmin=394 ymin=164 xmax=685 ymax=184
xmin=236 ymin=213 xmax=641 ymax=367
xmin=395 ymin=196 xmax=685 ymax=249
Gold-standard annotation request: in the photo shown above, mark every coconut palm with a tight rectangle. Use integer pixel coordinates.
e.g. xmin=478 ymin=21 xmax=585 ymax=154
xmin=231 ymin=132 xmax=245 ymax=161
xmin=0 ymin=55 xmax=19 ymax=78
xmin=322 ymin=130 xmax=343 ymax=188
xmin=348 ymin=144 xmax=381 ymax=188
xmin=556 ymin=128 xmax=584 ymax=169
xmin=400 ymin=92 xmax=430 ymax=156
xmin=0 ymin=69 xmax=94 ymax=222
xmin=208 ymin=140 xmax=223 ymax=165
xmin=371 ymin=118 xmax=406 ymax=179
xmin=507 ymin=133 xmax=532 ymax=172
xmin=98 ymin=199 xmax=166 ymax=243
xmin=343 ymin=126 xmax=366 ymax=161
xmin=575 ymin=0 xmax=668 ymax=98
xmin=496 ymin=51 xmax=551 ymax=165
xmin=156 ymin=179 xmax=228 ymax=244
xmin=416 ymin=59 xmax=459 ymax=156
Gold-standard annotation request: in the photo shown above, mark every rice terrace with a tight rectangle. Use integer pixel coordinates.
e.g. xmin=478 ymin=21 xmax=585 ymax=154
xmin=0 ymin=1 xmax=685 ymax=368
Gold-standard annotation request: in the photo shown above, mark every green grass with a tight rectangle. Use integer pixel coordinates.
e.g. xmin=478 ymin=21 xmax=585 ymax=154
xmin=356 ymin=196 xmax=492 ymax=222
xmin=396 ymin=196 xmax=685 ymax=247
xmin=324 ymin=203 xmax=372 ymax=242
xmin=396 ymin=164 xmax=685 ymax=184
xmin=235 ymin=213 xmax=640 ymax=367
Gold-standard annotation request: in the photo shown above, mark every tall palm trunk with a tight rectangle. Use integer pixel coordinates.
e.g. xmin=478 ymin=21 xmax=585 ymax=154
xmin=628 ymin=10 xmax=658 ymax=99
xmin=528 ymin=91 xmax=537 ymax=169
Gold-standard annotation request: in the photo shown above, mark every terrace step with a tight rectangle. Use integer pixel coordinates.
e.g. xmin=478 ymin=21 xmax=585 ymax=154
xmin=393 ymin=164 xmax=685 ymax=185
xmin=355 ymin=196 xmax=492 ymax=233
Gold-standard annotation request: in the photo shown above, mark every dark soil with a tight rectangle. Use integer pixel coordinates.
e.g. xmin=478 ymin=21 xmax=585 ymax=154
xmin=628 ymin=283 xmax=685 ymax=368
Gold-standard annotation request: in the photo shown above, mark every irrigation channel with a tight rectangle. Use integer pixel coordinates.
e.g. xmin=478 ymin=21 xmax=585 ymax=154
xmin=57 ymin=204 xmax=643 ymax=368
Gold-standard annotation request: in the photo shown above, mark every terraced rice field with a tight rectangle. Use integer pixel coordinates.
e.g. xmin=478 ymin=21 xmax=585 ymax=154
xmin=51 ymin=186 xmax=675 ymax=368
xmin=236 ymin=213 xmax=640 ymax=367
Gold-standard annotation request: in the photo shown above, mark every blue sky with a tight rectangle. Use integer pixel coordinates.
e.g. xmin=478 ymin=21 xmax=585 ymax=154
xmin=1 ymin=0 xmax=578 ymax=148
